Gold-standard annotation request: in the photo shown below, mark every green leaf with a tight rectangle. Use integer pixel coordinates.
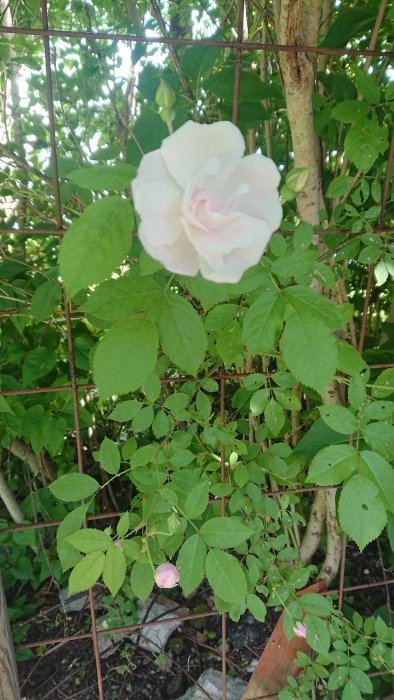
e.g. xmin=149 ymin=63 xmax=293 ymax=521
xmin=328 ymin=666 xmax=349 ymax=691
xmin=205 ymin=549 xmax=247 ymax=605
xmin=345 ymin=119 xmax=388 ymax=172
xmin=96 ymin=437 xmax=121 ymax=474
xmin=94 ymin=316 xmax=158 ymax=397
xmin=22 ymin=347 xmax=57 ymax=385
xmin=349 ymin=668 xmax=373 ymax=695
xmin=318 ymin=405 xmax=357 ymax=434
xmin=342 ymin=680 xmax=362 ymax=700
xmin=59 ymin=196 xmax=133 ymax=297
xmin=282 ymin=310 xmax=337 ymax=395
xmin=250 ymin=389 xmax=269 ymax=416
xmin=300 ymin=593 xmax=332 ymax=616
xmin=103 ymin=544 xmax=126 ymax=596
xmin=31 ymin=279 xmax=62 ymax=323
xmin=362 ymin=421 xmax=394 ymax=461
xmin=109 ymin=400 xmax=142 ymax=422
xmin=152 ymin=410 xmax=171 ymax=438
xmin=129 ymin=561 xmax=154 ymax=601
xmin=338 ymin=475 xmax=387 ymax=551
xmin=326 ymin=175 xmax=353 ymax=198
xmin=321 ymin=7 xmax=376 ymax=48
xmin=359 ymin=451 xmax=394 ymax=513
xmin=67 ymin=164 xmax=136 ymax=191
xmin=247 ymin=593 xmax=267 ymax=622
xmin=132 ymin=405 xmax=154 ymax=433
xmin=265 ymin=399 xmax=285 ymax=437
xmin=57 ymin=505 xmax=88 ymax=572
xmin=131 ymin=444 xmax=159 ymax=468
xmin=82 ymin=275 xmax=161 ymax=326
xmin=284 ymin=286 xmax=345 ymax=331
xmin=0 ymin=396 xmax=13 ymax=414
xmin=184 ymin=480 xmax=210 ymax=519
xmin=372 ymin=368 xmax=394 ymax=398
xmin=305 ymin=615 xmax=330 ymax=655
xmin=243 ymin=291 xmax=285 ymax=353
xmin=336 ymin=340 xmax=367 ymax=376
xmin=204 ymin=67 xmax=279 ymax=103
xmin=157 ymin=294 xmax=206 ymax=375
xmin=200 ymin=517 xmax=252 ymax=548
xmin=273 ymin=389 xmax=301 ymax=411
xmin=355 ymin=69 xmax=380 ymax=104
xmin=331 ymin=101 xmax=369 ymax=123
xmin=177 ymin=534 xmax=207 ymax=596
xmin=49 ymin=473 xmax=99 ymax=502
xmin=68 ymin=551 xmax=105 ymax=593
xmin=66 ymin=528 xmax=112 ymax=553
xmin=307 ymin=445 xmax=356 ymax=485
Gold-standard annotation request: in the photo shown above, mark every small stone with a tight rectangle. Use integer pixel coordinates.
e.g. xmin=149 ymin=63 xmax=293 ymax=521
xmin=59 ymin=587 xmax=89 ymax=613
xmin=178 ymin=669 xmax=247 ymax=700
xmin=166 ymin=672 xmax=185 ymax=698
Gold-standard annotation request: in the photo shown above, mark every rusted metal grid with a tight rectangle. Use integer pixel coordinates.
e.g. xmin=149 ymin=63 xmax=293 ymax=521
xmin=0 ymin=0 xmax=394 ymax=698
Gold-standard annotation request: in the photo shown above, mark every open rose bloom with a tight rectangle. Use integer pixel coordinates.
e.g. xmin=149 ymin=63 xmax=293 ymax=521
xmin=132 ymin=121 xmax=282 ymax=283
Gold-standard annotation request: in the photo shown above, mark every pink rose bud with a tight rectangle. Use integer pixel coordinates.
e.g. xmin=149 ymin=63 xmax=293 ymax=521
xmin=154 ymin=563 xmax=180 ymax=588
xmin=293 ymin=621 xmax=308 ymax=638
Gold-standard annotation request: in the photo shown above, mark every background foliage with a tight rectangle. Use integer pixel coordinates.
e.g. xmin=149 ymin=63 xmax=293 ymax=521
xmin=0 ymin=0 xmax=393 ymax=696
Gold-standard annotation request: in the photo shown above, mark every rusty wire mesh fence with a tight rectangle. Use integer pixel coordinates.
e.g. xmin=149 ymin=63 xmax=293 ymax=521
xmin=1 ymin=0 xmax=394 ymax=698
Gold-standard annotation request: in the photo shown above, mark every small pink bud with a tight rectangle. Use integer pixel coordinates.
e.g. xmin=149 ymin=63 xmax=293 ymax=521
xmin=154 ymin=563 xmax=180 ymax=589
xmin=293 ymin=621 xmax=307 ymax=638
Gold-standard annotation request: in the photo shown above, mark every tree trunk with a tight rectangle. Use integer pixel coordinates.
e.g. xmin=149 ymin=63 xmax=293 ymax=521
xmin=0 ymin=575 xmax=20 ymax=700
xmin=273 ymin=0 xmax=341 ymax=583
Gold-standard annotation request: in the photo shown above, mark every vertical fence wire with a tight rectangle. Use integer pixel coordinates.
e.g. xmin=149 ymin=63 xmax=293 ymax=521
xmin=0 ymin=1 xmax=393 ymax=697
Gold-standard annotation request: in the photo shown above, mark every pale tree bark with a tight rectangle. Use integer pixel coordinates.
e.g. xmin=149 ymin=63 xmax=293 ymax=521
xmin=9 ymin=439 xmax=56 ymax=484
xmin=273 ymin=0 xmax=341 ymax=583
xmin=0 ymin=574 xmax=20 ymax=700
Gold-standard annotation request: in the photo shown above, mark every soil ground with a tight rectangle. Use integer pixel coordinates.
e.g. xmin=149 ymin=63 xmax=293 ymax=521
xmin=13 ymin=540 xmax=394 ymax=700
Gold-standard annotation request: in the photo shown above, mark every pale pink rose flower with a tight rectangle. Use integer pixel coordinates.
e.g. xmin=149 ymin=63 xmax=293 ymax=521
xmin=154 ymin=562 xmax=180 ymax=588
xmin=132 ymin=121 xmax=282 ymax=283
xmin=293 ymin=621 xmax=308 ymax=638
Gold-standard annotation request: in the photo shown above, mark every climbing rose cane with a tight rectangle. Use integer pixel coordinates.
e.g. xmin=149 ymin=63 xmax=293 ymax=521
xmin=154 ymin=563 xmax=180 ymax=588
xmin=132 ymin=121 xmax=282 ymax=283
xmin=293 ymin=621 xmax=308 ymax=639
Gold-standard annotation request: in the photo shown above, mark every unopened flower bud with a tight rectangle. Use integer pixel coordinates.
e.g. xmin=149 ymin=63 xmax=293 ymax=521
xmin=286 ymin=167 xmax=309 ymax=193
xmin=159 ymin=107 xmax=176 ymax=124
xmin=154 ymin=562 xmax=180 ymax=588
xmin=293 ymin=621 xmax=307 ymax=638
xmin=156 ymin=79 xmax=176 ymax=110
xmin=167 ymin=513 xmax=180 ymax=531
xmin=229 ymin=452 xmax=239 ymax=467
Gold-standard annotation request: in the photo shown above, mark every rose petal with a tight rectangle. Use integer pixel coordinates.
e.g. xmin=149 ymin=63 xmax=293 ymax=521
xmin=198 ymin=218 xmax=272 ymax=283
xmin=133 ymin=182 xmax=183 ymax=247
xmin=132 ymin=149 xmax=174 ymax=190
xmin=139 ymin=225 xmax=199 ymax=277
xmin=218 ymin=154 xmax=283 ymax=231
xmin=182 ymin=210 xmax=257 ymax=256
xmin=161 ymin=121 xmax=245 ymax=188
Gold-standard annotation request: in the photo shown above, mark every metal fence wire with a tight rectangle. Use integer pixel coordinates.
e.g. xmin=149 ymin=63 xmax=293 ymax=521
xmin=0 ymin=0 xmax=394 ymax=698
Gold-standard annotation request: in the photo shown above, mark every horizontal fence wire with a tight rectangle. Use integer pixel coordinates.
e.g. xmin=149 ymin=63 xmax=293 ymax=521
xmin=1 ymin=0 xmax=393 ymax=698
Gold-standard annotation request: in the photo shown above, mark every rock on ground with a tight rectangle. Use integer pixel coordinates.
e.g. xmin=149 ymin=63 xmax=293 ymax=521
xmin=178 ymin=669 xmax=247 ymax=700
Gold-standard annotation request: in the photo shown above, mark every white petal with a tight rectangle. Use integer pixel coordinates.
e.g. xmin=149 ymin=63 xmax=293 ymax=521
xmin=182 ymin=211 xmax=256 ymax=257
xmin=133 ymin=182 xmax=183 ymax=247
xmin=139 ymin=226 xmax=200 ymax=277
xmin=132 ymin=149 xmax=174 ymax=191
xmin=161 ymin=121 xmax=245 ymax=188
xmin=198 ymin=218 xmax=272 ymax=283
xmin=219 ymin=154 xmax=283 ymax=232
